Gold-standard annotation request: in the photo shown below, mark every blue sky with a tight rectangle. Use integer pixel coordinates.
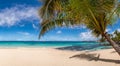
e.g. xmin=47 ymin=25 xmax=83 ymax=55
xmin=0 ymin=0 xmax=120 ymax=41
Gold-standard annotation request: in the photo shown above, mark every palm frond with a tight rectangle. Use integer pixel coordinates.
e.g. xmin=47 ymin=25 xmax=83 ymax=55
xmin=38 ymin=0 xmax=120 ymax=39
xmin=39 ymin=18 xmax=81 ymax=38
xmin=39 ymin=0 xmax=62 ymax=20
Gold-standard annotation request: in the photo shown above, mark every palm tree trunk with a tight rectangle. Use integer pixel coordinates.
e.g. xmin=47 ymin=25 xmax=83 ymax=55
xmin=103 ymin=32 xmax=120 ymax=56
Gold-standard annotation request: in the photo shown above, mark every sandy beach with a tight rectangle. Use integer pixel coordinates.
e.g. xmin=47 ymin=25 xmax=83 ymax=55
xmin=0 ymin=48 xmax=119 ymax=66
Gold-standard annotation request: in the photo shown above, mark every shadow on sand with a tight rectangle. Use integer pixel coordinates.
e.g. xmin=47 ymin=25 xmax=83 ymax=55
xmin=69 ymin=53 xmax=120 ymax=64
xmin=55 ymin=45 xmax=110 ymax=51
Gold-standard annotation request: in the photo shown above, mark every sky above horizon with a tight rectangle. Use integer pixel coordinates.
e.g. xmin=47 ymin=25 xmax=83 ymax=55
xmin=0 ymin=0 xmax=120 ymax=41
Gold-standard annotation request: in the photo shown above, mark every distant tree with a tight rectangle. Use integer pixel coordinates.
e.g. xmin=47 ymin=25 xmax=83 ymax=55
xmin=112 ymin=30 xmax=120 ymax=43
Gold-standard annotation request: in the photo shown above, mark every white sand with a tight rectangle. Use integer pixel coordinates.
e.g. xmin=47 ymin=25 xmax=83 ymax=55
xmin=0 ymin=48 xmax=119 ymax=66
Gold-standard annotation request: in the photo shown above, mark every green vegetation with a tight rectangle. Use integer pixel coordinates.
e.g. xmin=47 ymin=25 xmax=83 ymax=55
xmin=38 ymin=0 xmax=120 ymax=56
xmin=112 ymin=30 xmax=120 ymax=42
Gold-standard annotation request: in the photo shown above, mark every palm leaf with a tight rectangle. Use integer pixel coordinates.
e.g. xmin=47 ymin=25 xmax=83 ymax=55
xmin=39 ymin=0 xmax=120 ymax=39
xmin=39 ymin=18 xmax=81 ymax=38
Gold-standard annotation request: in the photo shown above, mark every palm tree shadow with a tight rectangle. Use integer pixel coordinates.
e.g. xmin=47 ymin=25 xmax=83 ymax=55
xmin=69 ymin=53 xmax=120 ymax=64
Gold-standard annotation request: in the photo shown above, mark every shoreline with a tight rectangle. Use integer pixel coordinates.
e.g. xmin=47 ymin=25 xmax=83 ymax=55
xmin=0 ymin=46 xmax=112 ymax=51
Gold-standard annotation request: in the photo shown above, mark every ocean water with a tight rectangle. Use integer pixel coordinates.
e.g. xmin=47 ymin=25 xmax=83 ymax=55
xmin=0 ymin=41 xmax=111 ymax=51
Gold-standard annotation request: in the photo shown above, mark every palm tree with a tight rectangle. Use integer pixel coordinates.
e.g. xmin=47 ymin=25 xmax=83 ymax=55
xmin=114 ymin=30 xmax=119 ymax=35
xmin=38 ymin=0 xmax=120 ymax=56
xmin=112 ymin=30 xmax=120 ymax=42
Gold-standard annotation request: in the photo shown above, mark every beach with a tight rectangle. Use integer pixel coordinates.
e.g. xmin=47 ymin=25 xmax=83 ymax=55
xmin=0 ymin=0 xmax=120 ymax=66
xmin=0 ymin=48 xmax=119 ymax=66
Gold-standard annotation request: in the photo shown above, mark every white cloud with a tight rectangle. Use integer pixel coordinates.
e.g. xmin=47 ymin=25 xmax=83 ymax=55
xmin=79 ymin=31 xmax=98 ymax=41
xmin=106 ymin=28 xmax=111 ymax=32
xmin=17 ymin=32 xmax=30 ymax=36
xmin=32 ymin=24 xmax=38 ymax=29
xmin=61 ymin=25 xmax=87 ymax=30
xmin=110 ymin=28 xmax=120 ymax=34
xmin=56 ymin=30 xmax=62 ymax=34
xmin=117 ymin=29 xmax=120 ymax=32
xmin=19 ymin=24 xmax=25 ymax=27
xmin=0 ymin=5 xmax=39 ymax=26
xmin=41 ymin=31 xmax=98 ymax=41
xmin=41 ymin=36 xmax=76 ymax=41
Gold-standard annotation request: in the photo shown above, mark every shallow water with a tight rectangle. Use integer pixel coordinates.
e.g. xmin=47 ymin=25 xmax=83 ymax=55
xmin=0 ymin=41 xmax=111 ymax=50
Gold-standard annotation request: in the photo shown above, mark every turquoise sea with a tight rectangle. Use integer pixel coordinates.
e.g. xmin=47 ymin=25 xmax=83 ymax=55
xmin=0 ymin=41 xmax=111 ymax=51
